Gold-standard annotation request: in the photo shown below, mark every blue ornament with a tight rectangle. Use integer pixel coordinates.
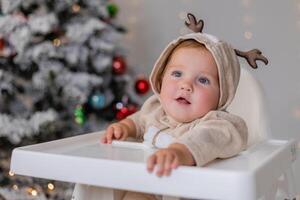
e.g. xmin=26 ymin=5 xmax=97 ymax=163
xmin=89 ymin=93 xmax=106 ymax=109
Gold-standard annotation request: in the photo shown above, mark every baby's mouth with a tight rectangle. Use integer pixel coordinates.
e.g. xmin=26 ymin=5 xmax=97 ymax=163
xmin=176 ymin=97 xmax=191 ymax=104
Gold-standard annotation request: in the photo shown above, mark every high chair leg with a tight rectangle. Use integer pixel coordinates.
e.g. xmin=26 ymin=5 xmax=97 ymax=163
xmin=72 ymin=184 xmax=124 ymax=200
xmin=283 ymin=166 xmax=297 ymax=200
xmin=263 ymin=181 xmax=278 ymax=200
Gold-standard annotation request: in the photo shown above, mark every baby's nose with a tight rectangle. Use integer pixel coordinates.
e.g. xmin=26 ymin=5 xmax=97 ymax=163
xmin=180 ymin=83 xmax=192 ymax=92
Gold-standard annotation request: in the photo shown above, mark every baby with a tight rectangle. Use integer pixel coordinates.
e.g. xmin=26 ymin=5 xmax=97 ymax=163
xmin=102 ymin=39 xmax=226 ymax=175
xmin=101 ymin=13 xmax=267 ymax=199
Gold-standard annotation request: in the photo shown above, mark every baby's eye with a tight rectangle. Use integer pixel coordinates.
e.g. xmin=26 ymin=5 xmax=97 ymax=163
xmin=171 ymin=71 xmax=182 ymax=77
xmin=198 ymin=77 xmax=210 ymax=85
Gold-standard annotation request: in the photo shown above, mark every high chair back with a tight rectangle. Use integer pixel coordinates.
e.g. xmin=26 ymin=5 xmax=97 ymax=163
xmin=227 ymin=66 xmax=271 ymax=147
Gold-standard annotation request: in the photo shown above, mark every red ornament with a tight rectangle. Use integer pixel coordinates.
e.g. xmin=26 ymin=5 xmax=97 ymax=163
xmin=0 ymin=38 xmax=5 ymax=51
xmin=116 ymin=104 xmax=137 ymax=120
xmin=135 ymin=78 xmax=150 ymax=95
xmin=112 ymin=56 xmax=127 ymax=75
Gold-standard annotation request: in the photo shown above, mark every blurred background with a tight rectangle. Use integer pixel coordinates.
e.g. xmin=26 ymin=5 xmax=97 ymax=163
xmin=0 ymin=0 xmax=299 ymax=199
xmin=0 ymin=0 xmax=151 ymax=199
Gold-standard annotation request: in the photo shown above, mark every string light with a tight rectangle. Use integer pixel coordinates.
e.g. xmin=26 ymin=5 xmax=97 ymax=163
xmin=8 ymin=171 xmax=14 ymax=176
xmin=27 ymin=187 xmax=38 ymax=196
xmin=53 ymin=38 xmax=61 ymax=47
xmin=48 ymin=183 xmax=55 ymax=191
xmin=244 ymin=31 xmax=253 ymax=40
xmin=72 ymin=4 xmax=81 ymax=13
xmin=116 ymin=102 xmax=123 ymax=109
xmin=31 ymin=190 xmax=38 ymax=196
xmin=12 ymin=184 xmax=19 ymax=190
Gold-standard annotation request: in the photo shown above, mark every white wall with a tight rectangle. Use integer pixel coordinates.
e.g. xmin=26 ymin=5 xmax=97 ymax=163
xmin=114 ymin=0 xmax=300 ymax=190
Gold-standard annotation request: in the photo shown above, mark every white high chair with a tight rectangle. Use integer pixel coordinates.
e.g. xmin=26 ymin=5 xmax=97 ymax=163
xmin=10 ymin=67 xmax=299 ymax=200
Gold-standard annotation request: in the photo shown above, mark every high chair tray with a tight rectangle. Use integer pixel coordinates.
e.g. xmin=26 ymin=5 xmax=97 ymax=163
xmin=10 ymin=131 xmax=296 ymax=200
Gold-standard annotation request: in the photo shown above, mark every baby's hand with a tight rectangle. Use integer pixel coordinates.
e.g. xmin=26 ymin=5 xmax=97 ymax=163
xmin=101 ymin=122 xmax=129 ymax=144
xmin=147 ymin=148 xmax=181 ymax=177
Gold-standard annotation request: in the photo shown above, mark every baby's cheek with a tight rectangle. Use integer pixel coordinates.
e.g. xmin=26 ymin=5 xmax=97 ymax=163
xmin=161 ymin=84 xmax=176 ymax=98
xmin=196 ymin=91 xmax=218 ymax=110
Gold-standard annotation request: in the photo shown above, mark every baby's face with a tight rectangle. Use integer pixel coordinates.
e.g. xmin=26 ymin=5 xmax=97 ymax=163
xmin=160 ymin=47 xmax=220 ymax=123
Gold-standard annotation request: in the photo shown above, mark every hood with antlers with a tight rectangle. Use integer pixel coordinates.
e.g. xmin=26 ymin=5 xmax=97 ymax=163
xmin=149 ymin=13 xmax=268 ymax=111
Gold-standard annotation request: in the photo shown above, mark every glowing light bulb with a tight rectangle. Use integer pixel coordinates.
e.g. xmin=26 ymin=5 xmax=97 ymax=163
xmin=53 ymin=38 xmax=61 ymax=47
xmin=116 ymin=102 xmax=123 ymax=110
xmin=31 ymin=189 xmax=38 ymax=196
xmin=27 ymin=188 xmax=38 ymax=196
xmin=12 ymin=185 xmax=19 ymax=190
xmin=48 ymin=183 xmax=55 ymax=190
xmin=244 ymin=31 xmax=253 ymax=40
xmin=72 ymin=4 xmax=80 ymax=13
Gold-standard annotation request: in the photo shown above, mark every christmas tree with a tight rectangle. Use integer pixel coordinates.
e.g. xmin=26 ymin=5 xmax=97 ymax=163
xmin=0 ymin=0 xmax=149 ymax=199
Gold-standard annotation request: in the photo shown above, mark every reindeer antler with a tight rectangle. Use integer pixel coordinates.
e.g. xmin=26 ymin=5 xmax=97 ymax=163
xmin=185 ymin=13 xmax=204 ymax=33
xmin=184 ymin=13 xmax=268 ymax=68
xmin=234 ymin=49 xmax=268 ymax=69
